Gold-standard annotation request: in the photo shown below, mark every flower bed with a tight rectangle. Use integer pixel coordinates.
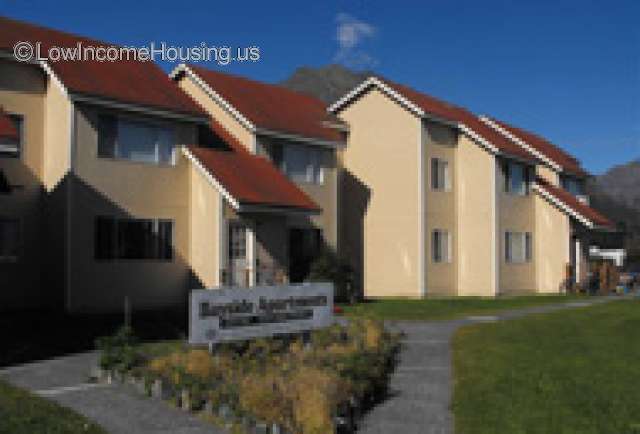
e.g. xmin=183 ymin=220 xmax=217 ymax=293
xmin=95 ymin=319 xmax=401 ymax=434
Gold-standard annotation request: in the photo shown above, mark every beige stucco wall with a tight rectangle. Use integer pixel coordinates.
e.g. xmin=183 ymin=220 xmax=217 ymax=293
xmin=0 ymin=60 xmax=50 ymax=310
xmin=456 ymin=135 xmax=496 ymax=296
xmin=256 ymin=135 xmax=338 ymax=249
xmin=497 ymin=162 xmax=537 ymax=294
xmin=43 ymin=79 xmax=71 ymax=191
xmin=68 ymin=103 xmax=198 ymax=312
xmin=338 ymin=88 xmax=422 ymax=298
xmin=177 ymin=75 xmax=254 ymax=149
xmin=534 ymin=193 xmax=570 ymax=293
xmin=189 ymin=163 xmax=222 ymax=288
xmin=537 ymin=165 xmax=559 ymax=186
xmin=423 ymin=120 xmax=458 ymax=296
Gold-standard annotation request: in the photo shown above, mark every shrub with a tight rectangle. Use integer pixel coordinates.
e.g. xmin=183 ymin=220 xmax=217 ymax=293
xmin=308 ymin=247 xmax=357 ymax=303
xmin=95 ymin=326 xmax=140 ymax=373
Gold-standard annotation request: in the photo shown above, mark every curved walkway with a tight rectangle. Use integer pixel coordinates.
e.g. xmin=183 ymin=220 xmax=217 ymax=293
xmin=0 ymin=297 xmax=622 ymax=434
xmin=356 ymin=296 xmax=619 ymax=434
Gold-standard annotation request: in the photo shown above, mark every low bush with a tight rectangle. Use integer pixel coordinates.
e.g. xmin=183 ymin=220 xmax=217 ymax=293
xmin=97 ymin=319 xmax=400 ymax=433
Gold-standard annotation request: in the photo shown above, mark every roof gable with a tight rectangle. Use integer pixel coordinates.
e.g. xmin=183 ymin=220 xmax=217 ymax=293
xmin=330 ymin=76 xmax=536 ymax=162
xmin=185 ymin=119 xmax=320 ymax=213
xmin=173 ymin=64 xmax=344 ymax=145
xmin=0 ymin=16 xmax=206 ymax=118
xmin=483 ymin=117 xmax=588 ymax=177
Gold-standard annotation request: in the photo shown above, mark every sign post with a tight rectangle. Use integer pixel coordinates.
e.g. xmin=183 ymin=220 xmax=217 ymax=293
xmin=189 ymin=282 xmax=334 ymax=345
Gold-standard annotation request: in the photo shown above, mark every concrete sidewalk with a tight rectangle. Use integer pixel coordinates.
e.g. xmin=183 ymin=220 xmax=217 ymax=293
xmin=0 ymin=296 xmax=620 ymax=434
xmin=0 ymin=351 xmax=222 ymax=434
xmin=356 ymin=296 xmax=618 ymax=434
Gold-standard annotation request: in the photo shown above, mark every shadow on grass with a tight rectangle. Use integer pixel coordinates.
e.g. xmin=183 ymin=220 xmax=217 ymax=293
xmin=0 ymin=308 xmax=187 ymax=368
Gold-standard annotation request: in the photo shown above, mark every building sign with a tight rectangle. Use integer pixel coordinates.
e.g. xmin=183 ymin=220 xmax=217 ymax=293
xmin=189 ymin=283 xmax=334 ymax=344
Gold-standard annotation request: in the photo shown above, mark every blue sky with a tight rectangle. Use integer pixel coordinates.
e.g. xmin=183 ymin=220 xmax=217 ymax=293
xmin=2 ymin=0 xmax=638 ymax=174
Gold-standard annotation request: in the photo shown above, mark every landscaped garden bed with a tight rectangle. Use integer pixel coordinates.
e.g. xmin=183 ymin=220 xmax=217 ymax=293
xmin=95 ymin=319 xmax=401 ymax=434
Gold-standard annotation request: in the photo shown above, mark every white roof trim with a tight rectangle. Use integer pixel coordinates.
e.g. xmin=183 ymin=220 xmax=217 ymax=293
xmin=328 ymin=76 xmax=425 ymax=117
xmin=480 ymin=116 xmax=562 ymax=172
xmin=458 ymin=124 xmax=499 ymax=154
xmin=171 ymin=63 xmax=256 ymax=131
xmin=255 ymin=128 xmax=344 ymax=148
xmin=182 ymin=147 xmax=241 ymax=210
xmin=533 ymin=183 xmax=593 ymax=229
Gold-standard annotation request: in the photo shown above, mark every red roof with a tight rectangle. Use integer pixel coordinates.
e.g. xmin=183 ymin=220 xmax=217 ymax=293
xmin=187 ymin=119 xmax=320 ymax=212
xmin=369 ymin=78 xmax=537 ymax=162
xmin=184 ymin=65 xmax=344 ymax=143
xmin=489 ymin=118 xmax=588 ymax=177
xmin=0 ymin=16 xmax=206 ymax=118
xmin=535 ymin=176 xmax=613 ymax=228
xmin=0 ymin=108 xmax=18 ymax=140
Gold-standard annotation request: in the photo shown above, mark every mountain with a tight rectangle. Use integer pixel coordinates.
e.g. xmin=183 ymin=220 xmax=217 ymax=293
xmin=280 ymin=64 xmax=370 ymax=104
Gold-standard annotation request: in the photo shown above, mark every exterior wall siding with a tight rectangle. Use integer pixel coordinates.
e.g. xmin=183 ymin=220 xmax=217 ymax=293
xmin=338 ymin=89 xmax=422 ymax=298
xmin=423 ymin=120 xmax=458 ymax=296
xmin=535 ymin=194 xmax=571 ymax=293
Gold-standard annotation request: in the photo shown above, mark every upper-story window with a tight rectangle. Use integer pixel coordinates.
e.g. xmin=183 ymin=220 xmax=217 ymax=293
xmin=503 ymin=160 xmax=530 ymax=196
xmin=98 ymin=115 xmax=176 ymax=165
xmin=279 ymin=144 xmax=324 ymax=185
xmin=561 ymin=176 xmax=584 ymax=197
xmin=431 ymin=158 xmax=451 ymax=191
xmin=0 ymin=114 xmax=24 ymax=158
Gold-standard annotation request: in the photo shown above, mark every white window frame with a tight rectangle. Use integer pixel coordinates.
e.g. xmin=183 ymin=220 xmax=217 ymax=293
xmin=432 ymin=229 xmax=452 ymax=263
xmin=505 ymin=231 xmax=532 ymax=264
xmin=504 ymin=160 xmax=529 ymax=196
xmin=431 ymin=157 xmax=451 ymax=192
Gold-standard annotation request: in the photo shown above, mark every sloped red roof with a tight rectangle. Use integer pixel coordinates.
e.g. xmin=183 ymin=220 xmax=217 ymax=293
xmin=535 ymin=176 xmax=612 ymax=228
xmin=358 ymin=78 xmax=537 ymax=162
xmin=0 ymin=108 xmax=18 ymax=140
xmin=0 ymin=16 xmax=206 ymax=118
xmin=488 ymin=118 xmax=588 ymax=177
xmin=183 ymin=65 xmax=344 ymax=143
xmin=187 ymin=119 xmax=320 ymax=212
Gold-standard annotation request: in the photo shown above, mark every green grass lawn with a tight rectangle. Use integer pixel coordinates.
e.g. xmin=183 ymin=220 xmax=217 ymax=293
xmin=452 ymin=299 xmax=640 ymax=434
xmin=340 ymin=294 xmax=586 ymax=321
xmin=0 ymin=380 xmax=107 ymax=434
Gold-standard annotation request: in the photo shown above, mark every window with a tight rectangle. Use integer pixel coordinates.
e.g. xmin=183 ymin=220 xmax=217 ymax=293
xmin=0 ymin=114 xmax=24 ymax=158
xmin=281 ymin=145 xmax=324 ymax=185
xmin=431 ymin=158 xmax=450 ymax=191
xmin=0 ymin=218 xmax=20 ymax=261
xmin=561 ymin=176 xmax=584 ymax=197
xmin=95 ymin=217 xmax=173 ymax=260
xmin=505 ymin=232 xmax=532 ymax=263
xmin=432 ymin=229 xmax=451 ymax=263
xmin=503 ymin=160 xmax=530 ymax=196
xmin=98 ymin=115 xmax=175 ymax=165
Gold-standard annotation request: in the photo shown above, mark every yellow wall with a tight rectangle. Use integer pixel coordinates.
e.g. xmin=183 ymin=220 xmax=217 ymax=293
xmin=177 ymin=75 xmax=255 ymax=149
xmin=0 ymin=60 xmax=49 ymax=309
xmin=189 ymin=162 xmax=223 ymax=288
xmin=43 ymin=79 xmax=71 ymax=191
xmin=338 ymin=89 xmax=422 ymax=298
xmin=456 ymin=135 xmax=496 ymax=296
xmin=535 ymin=194 xmax=570 ymax=293
xmin=497 ymin=165 xmax=537 ymax=294
xmin=68 ymin=103 xmax=198 ymax=311
xmin=537 ymin=165 xmax=559 ymax=186
xmin=423 ymin=120 xmax=458 ymax=296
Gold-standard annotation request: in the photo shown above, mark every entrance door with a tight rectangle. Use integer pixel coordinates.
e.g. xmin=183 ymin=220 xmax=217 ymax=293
xmin=228 ymin=223 xmax=248 ymax=286
xmin=288 ymin=228 xmax=322 ymax=283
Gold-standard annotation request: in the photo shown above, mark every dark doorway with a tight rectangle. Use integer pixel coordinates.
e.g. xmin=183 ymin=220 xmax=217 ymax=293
xmin=288 ymin=228 xmax=322 ymax=283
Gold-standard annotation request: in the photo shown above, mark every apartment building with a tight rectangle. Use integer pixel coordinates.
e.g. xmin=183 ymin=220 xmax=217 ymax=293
xmin=0 ymin=16 xmax=616 ymax=312
xmin=0 ymin=16 xmax=332 ymax=312
xmin=332 ymin=77 xmax=613 ymax=298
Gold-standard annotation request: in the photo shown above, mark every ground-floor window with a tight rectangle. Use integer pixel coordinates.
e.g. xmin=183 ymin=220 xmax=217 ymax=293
xmin=0 ymin=218 xmax=20 ymax=261
xmin=432 ymin=229 xmax=451 ymax=263
xmin=505 ymin=231 xmax=532 ymax=263
xmin=95 ymin=217 xmax=173 ymax=261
